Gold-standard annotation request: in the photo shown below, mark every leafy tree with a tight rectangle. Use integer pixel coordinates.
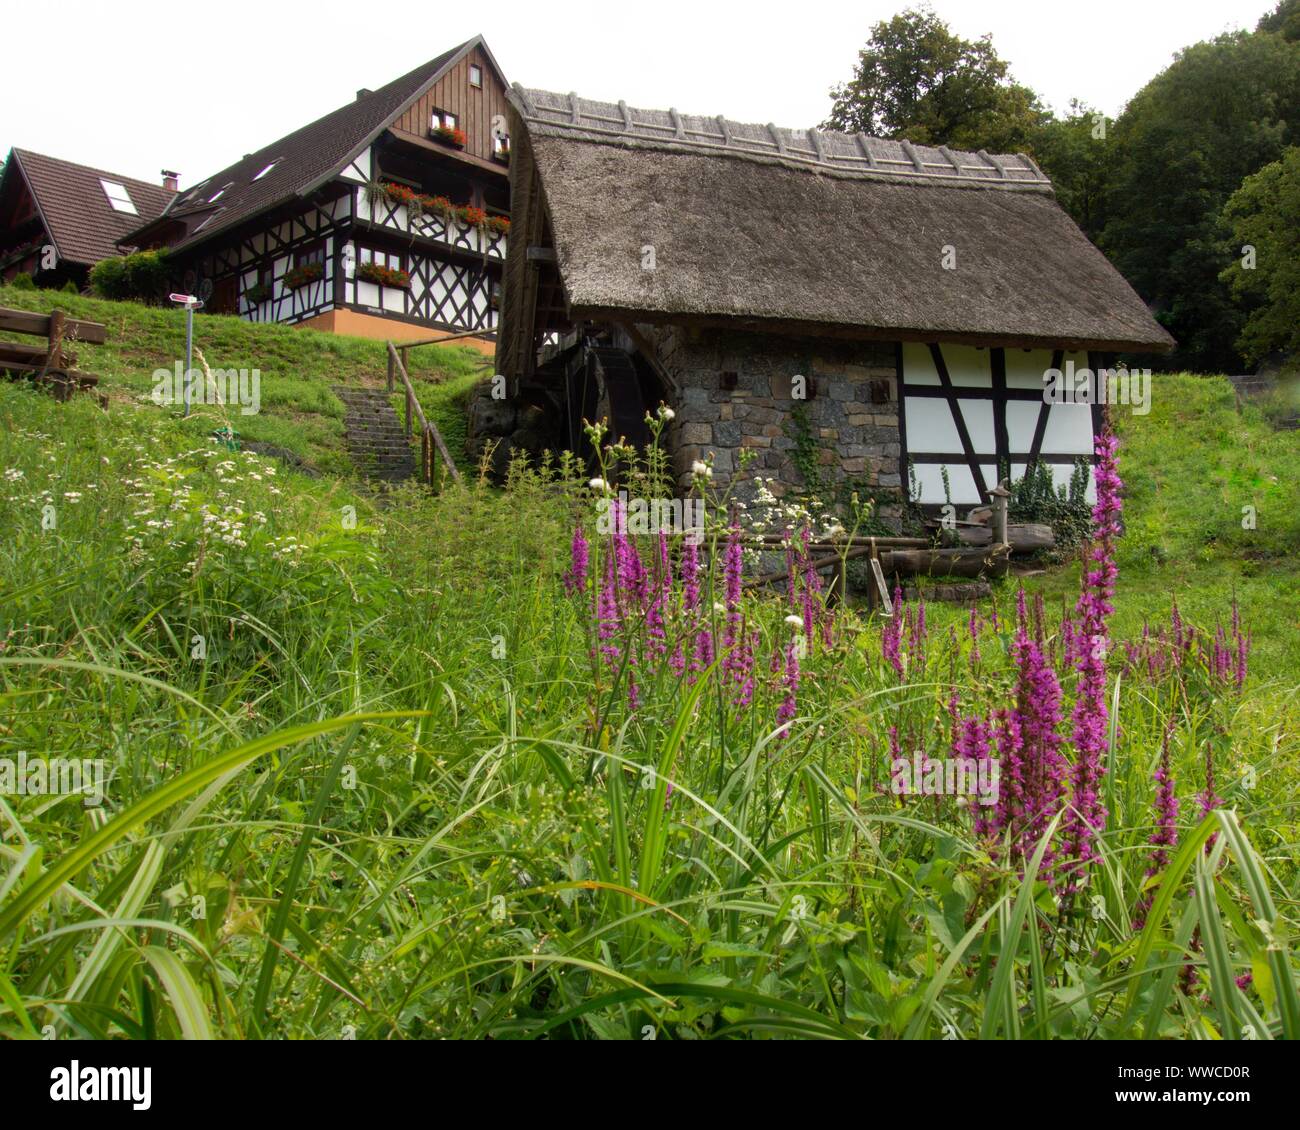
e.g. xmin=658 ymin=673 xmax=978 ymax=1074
xmin=824 ymin=7 xmax=1047 ymax=153
xmin=1219 ymin=146 xmax=1300 ymax=364
xmin=1029 ymin=101 xmax=1113 ymax=241
xmin=1258 ymin=0 xmax=1300 ymax=40
xmin=1099 ymin=27 xmax=1300 ymax=372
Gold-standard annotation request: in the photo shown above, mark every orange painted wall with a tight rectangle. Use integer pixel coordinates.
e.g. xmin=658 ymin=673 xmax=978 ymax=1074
xmin=296 ymin=308 xmax=496 ymax=356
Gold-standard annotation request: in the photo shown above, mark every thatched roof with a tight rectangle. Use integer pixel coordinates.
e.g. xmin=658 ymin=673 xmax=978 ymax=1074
xmin=499 ymin=86 xmax=1175 ymax=365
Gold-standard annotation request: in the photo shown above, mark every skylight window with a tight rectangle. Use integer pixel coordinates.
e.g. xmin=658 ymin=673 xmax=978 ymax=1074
xmin=100 ymin=179 xmax=137 ymax=214
xmin=209 ymin=183 xmax=232 ymax=202
xmin=253 ymin=162 xmax=277 ymax=181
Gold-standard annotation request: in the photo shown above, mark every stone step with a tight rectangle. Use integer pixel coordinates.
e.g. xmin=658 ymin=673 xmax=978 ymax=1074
xmin=333 ymin=383 xmax=418 ymax=484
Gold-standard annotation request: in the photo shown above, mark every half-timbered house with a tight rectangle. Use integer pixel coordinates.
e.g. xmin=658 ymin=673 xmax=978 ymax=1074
xmin=125 ymin=36 xmax=511 ymax=349
xmin=0 ymin=149 xmax=175 ymax=288
xmin=495 ymin=87 xmax=1175 ymax=510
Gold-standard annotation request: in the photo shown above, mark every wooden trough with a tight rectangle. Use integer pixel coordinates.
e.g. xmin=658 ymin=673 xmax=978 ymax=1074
xmin=0 ymin=306 xmax=105 ymax=402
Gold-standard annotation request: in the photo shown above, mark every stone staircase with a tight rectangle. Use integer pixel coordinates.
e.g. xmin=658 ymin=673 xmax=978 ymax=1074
xmin=334 ymin=386 xmax=416 ymax=483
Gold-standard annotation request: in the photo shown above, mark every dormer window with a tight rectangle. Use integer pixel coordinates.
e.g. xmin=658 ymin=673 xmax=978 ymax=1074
xmin=100 ymin=179 xmax=137 ymax=214
xmin=469 ymin=64 xmax=482 ymax=88
xmin=253 ymin=161 xmax=277 ymax=181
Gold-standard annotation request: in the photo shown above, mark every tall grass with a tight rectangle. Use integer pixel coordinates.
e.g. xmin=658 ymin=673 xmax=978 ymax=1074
xmin=0 ymin=375 xmax=1296 ymax=1039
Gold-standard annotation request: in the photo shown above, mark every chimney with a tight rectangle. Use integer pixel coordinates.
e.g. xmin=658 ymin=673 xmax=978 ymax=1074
xmin=161 ymin=169 xmax=180 ymax=192
xmin=356 ymin=87 xmax=372 ymax=101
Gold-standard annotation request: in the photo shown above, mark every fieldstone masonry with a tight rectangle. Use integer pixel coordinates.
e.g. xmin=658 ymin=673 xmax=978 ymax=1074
xmin=650 ymin=326 xmax=903 ymax=511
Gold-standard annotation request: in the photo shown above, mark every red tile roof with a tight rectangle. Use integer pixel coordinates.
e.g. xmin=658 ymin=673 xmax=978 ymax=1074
xmin=7 ymin=149 xmax=175 ymax=266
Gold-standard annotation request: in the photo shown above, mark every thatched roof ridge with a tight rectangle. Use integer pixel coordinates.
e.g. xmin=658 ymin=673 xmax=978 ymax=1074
xmin=510 ymin=84 xmax=1051 ymax=191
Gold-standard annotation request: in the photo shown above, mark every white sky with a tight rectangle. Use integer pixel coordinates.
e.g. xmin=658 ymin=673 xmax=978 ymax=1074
xmin=0 ymin=0 xmax=1263 ymax=190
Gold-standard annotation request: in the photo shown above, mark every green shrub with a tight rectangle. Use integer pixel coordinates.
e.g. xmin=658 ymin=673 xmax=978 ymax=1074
xmin=1008 ymin=458 xmax=1093 ymax=554
xmin=8 ymin=272 xmax=36 ymax=290
xmin=90 ymin=249 xmax=170 ymax=303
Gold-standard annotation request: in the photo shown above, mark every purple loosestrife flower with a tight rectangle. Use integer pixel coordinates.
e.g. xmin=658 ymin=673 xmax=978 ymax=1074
xmin=682 ymin=539 xmax=701 ymax=614
xmin=882 ymin=605 xmax=904 ymax=679
xmin=669 ymin=641 xmax=686 ymax=677
xmin=1134 ymin=724 xmax=1179 ymax=930
xmin=690 ymin=626 xmax=714 ymax=685
xmin=1198 ymin=743 xmax=1223 ymax=852
xmin=722 ymin=522 xmax=743 ymax=649
xmin=775 ymin=638 xmax=800 ymax=738
xmin=954 ymin=712 xmax=995 ymax=838
xmin=597 ymin=556 xmax=621 ymax=667
xmin=906 ymin=596 xmax=928 ymax=672
xmin=998 ymin=608 xmax=1071 ymax=873
xmin=565 ymin=524 xmax=589 ymax=596
xmin=1061 ymin=429 xmax=1122 ymax=895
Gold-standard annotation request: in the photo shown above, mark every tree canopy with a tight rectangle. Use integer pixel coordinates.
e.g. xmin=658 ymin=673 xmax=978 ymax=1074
xmin=825 ymin=4 xmax=1300 ymax=374
xmin=824 ymin=7 xmax=1047 ymax=153
xmin=1220 ymin=146 xmax=1300 ymax=364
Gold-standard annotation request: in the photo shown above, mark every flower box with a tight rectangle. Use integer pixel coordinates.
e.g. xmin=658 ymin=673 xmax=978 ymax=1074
xmin=486 ymin=216 xmax=510 ymax=238
xmin=284 ymin=262 xmax=323 ymax=290
xmin=356 ymin=262 xmax=411 ymax=289
xmin=430 ymin=125 xmax=467 ymax=149
xmin=245 ymin=282 xmax=273 ymax=304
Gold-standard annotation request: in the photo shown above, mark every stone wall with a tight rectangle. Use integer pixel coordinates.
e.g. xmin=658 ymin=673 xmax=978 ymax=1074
xmin=651 ymin=325 xmax=902 ymax=507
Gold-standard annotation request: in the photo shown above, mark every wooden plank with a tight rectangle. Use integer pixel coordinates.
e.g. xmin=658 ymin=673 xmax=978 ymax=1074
xmin=871 ymin=558 xmax=893 ymax=614
xmin=929 ymin=343 xmax=991 ymax=507
xmin=0 ymin=341 xmax=48 ymax=363
xmin=0 ymin=307 xmax=107 ymax=344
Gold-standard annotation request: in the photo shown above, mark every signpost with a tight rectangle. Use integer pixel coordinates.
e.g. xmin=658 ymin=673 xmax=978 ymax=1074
xmin=169 ymin=292 xmax=203 ymax=416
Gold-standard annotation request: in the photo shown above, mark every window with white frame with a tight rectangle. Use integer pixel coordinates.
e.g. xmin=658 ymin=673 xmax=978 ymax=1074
xmin=100 ymin=179 xmax=137 ymax=214
xmin=469 ymin=64 xmax=482 ymax=88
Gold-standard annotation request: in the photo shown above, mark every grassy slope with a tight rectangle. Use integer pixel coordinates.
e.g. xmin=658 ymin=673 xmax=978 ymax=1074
xmin=2 ymin=323 xmax=1297 ymax=1038
xmin=0 ymin=285 xmax=491 ymax=476
xmin=1019 ymin=373 xmax=1300 ymax=675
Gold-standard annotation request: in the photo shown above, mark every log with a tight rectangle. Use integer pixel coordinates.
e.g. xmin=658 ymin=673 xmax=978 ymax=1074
xmin=955 ymin=526 xmax=993 ymax=546
xmin=881 ymin=545 xmax=1010 ymax=579
xmin=1007 ymin=523 xmax=1055 ymax=552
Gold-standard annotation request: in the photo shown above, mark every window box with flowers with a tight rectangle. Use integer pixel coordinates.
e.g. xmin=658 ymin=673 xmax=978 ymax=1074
xmin=284 ymin=262 xmax=324 ymax=290
xmin=430 ymin=125 xmax=467 ymax=149
xmin=245 ymin=281 xmax=274 ymax=304
xmin=486 ymin=216 xmax=510 ymax=238
xmin=356 ymin=261 xmax=411 ymax=289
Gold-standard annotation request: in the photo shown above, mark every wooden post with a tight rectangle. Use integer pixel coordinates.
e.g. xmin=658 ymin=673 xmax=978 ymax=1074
xmin=386 ymin=347 xmax=395 ymax=393
xmin=989 ymin=481 xmax=1010 ymax=547
xmin=405 ymin=386 xmax=413 ymax=439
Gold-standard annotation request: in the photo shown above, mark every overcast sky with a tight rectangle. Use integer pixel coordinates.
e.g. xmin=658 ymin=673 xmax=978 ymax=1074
xmin=0 ymin=0 xmax=1262 ymax=190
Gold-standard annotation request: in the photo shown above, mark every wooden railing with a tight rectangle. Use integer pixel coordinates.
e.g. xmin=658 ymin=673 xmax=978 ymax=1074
xmin=385 ymin=341 xmax=462 ymax=487
xmin=0 ymin=306 xmax=105 ymax=401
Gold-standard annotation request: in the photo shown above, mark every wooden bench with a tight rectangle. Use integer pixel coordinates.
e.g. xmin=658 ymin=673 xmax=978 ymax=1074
xmin=0 ymin=306 xmax=105 ymax=401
